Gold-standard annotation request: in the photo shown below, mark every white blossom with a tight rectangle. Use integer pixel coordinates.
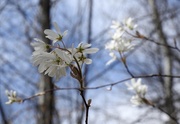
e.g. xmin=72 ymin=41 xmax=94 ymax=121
xmin=124 ymin=17 xmax=137 ymax=30
xmin=105 ymin=17 xmax=137 ymax=65
xmin=44 ymin=22 xmax=68 ymax=44
xmin=126 ymin=78 xmax=147 ymax=96
xmin=130 ymin=95 xmax=144 ymax=106
xmin=110 ymin=21 xmax=122 ymax=30
xmin=71 ymin=42 xmax=99 ymax=65
xmin=126 ymin=78 xmax=148 ymax=105
xmin=111 ymin=18 xmax=137 ymax=31
xmin=31 ymin=38 xmax=50 ymax=55
xmin=106 ymin=52 xmax=117 ymax=65
xmin=76 ymin=42 xmax=99 ymax=54
xmin=5 ymin=90 xmax=21 ymax=104
xmin=105 ymin=38 xmax=134 ymax=52
xmin=54 ymin=48 xmax=72 ymax=65
xmin=31 ymin=49 xmax=70 ymax=80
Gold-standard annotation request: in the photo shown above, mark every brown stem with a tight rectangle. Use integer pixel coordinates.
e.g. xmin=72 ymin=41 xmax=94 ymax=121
xmin=80 ymin=90 xmax=90 ymax=124
xmin=119 ymin=52 xmax=134 ymax=78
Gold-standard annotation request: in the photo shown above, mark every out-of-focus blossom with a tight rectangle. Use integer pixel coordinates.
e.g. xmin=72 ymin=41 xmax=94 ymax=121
xmin=105 ymin=17 xmax=137 ymax=65
xmin=105 ymin=38 xmax=134 ymax=52
xmin=130 ymin=95 xmax=144 ymax=106
xmin=126 ymin=78 xmax=148 ymax=105
xmin=106 ymin=52 xmax=117 ymax=66
xmin=124 ymin=17 xmax=137 ymax=30
xmin=5 ymin=90 xmax=22 ymax=104
xmin=126 ymin=78 xmax=147 ymax=96
xmin=110 ymin=21 xmax=122 ymax=30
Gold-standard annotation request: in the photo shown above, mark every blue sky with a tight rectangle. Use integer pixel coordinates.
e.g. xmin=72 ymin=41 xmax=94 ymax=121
xmin=1 ymin=0 xmax=180 ymax=123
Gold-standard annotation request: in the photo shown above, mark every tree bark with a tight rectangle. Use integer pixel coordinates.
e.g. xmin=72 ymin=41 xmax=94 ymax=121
xmin=37 ymin=0 xmax=55 ymax=124
xmin=148 ymin=0 xmax=177 ymax=123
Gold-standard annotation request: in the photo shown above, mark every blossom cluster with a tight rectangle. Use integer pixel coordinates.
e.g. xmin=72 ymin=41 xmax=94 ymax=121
xmin=5 ymin=90 xmax=22 ymax=104
xmin=31 ymin=22 xmax=99 ymax=80
xmin=126 ymin=78 xmax=148 ymax=105
xmin=105 ymin=17 xmax=137 ymax=65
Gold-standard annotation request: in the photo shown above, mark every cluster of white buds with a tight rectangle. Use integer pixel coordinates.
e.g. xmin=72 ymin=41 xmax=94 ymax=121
xmin=105 ymin=17 xmax=137 ymax=65
xmin=5 ymin=90 xmax=22 ymax=104
xmin=126 ymin=78 xmax=148 ymax=105
xmin=31 ymin=22 xmax=99 ymax=81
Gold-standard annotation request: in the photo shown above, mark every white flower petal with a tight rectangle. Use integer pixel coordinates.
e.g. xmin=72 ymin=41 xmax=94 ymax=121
xmin=53 ymin=22 xmax=61 ymax=34
xmin=44 ymin=29 xmax=59 ymax=38
xmin=130 ymin=95 xmax=143 ymax=106
xmin=84 ymin=58 xmax=92 ymax=64
xmin=83 ymin=48 xmax=99 ymax=54
xmin=63 ymin=30 xmax=68 ymax=37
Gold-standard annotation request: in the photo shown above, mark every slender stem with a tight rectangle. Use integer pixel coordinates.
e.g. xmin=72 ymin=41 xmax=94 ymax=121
xmin=73 ymin=56 xmax=83 ymax=88
xmin=123 ymin=61 xmax=134 ymax=78
xmin=125 ymin=30 xmax=180 ymax=52
xmin=61 ymin=40 xmax=66 ymax=49
xmin=73 ymin=55 xmax=90 ymax=124
xmin=85 ymin=74 xmax=180 ymax=90
xmin=80 ymin=90 xmax=90 ymax=124
xmin=22 ymin=87 xmax=79 ymax=102
xmin=119 ymin=52 xmax=134 ymax=78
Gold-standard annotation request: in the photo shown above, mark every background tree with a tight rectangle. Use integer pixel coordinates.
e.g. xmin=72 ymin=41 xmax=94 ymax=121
xmin=1 ymin=0 xmax=180 ymax=124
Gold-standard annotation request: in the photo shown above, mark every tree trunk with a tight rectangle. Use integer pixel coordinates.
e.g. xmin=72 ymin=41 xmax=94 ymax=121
xmin=148 ymin=0 xmax=177 ymax=123
xmin=37 ymin=0 xmax=55 ymax=124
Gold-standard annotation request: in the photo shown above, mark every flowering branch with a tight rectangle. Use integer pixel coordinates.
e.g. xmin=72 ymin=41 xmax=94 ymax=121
xmin=5 ymin=17 xmax=180 ymax=124
xmin=5 ymin=74 xmax=179 ymax=123
xmin=30 ymin=22 xmax=98 ymax=124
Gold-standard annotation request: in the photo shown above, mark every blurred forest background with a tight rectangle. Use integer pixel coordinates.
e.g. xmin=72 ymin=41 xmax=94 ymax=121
xmin=0 ymin=0 xmax=180 ymax=124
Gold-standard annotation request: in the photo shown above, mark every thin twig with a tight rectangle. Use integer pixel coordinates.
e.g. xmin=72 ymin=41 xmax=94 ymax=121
xmin=123 ymin=61 xmax=134 ymax=78
xmin=80 ymin=90 xmax=90 ymax=124
xmin=119 ymin=52 xmax=134 ymax=78
xmin=152 ymin=105 xmax=179 ymax=124
xmin=85 ymin=74 xmax=180 ymax=90
xmin=126 ymin=30 xmax=180 ymax=52
xmin=22 ymin=87 xmax=79 ymax=102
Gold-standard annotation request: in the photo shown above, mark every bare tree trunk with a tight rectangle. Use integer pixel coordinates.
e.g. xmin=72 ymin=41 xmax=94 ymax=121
xmin=148 ymin=0 xmax=177 ymax=123
xmin=37 ymin=0 xmax=55 ymax=124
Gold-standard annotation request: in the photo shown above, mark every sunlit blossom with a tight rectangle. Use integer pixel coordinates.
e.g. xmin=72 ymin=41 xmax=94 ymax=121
xmin=126 ymin=78 xmax=147 ymax=96
xmin=31 ymin=49 xmax=70 ymax=80
xmin=126 ymin=78 xmax=148 ymax=105
xmin=44 ymin=22 xmax=68 ymax=44
xmin=71 ymin=42 xmax=99 ymax=65
xmin=76 ymin=42 xmax=99 ymax=54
